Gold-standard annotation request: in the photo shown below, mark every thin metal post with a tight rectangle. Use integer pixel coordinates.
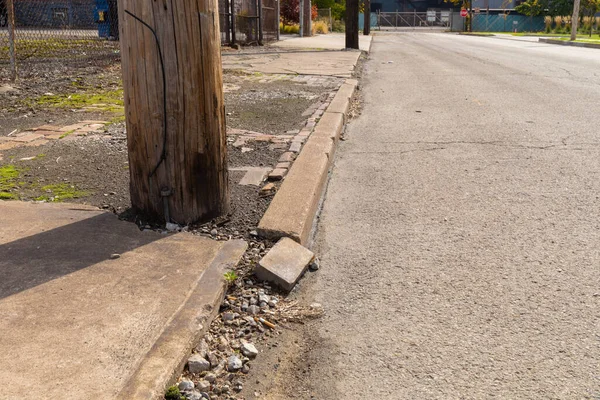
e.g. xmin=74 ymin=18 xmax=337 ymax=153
xmin=257 ymin=0 xmax=263 ymax=44
xmin=276 ymin=0 xmax=280 ymax=40
xmin=230 ymin=0 xmax=237 ymax=46
xmin=7 ymin=0 xmax=17 ymax=81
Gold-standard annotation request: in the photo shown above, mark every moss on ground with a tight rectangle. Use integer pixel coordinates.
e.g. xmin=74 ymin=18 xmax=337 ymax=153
xmin=27 ymin=89 xmax=124 ymax=113
xmin=34 ymin=184 xmax=88 ymax=202
xmin=0 ymin=164 xmax=89 ymax=202
xmin=0 ymin=165 xmax=21 ymax=199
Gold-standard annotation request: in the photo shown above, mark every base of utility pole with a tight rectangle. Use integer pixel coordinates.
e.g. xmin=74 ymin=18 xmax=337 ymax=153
xmin=119 ymin=0 xmax=229 ymax=225
xmin=346 ymin=0 xmax=359 ymax=49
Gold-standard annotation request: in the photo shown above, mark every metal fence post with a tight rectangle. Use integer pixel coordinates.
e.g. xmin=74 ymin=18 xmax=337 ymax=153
xmin=230 ymin=0 xmax=237 ymax=46
xmin=6 ymin=0 xmax=17 ymax=81
xmin=258 ymin=0 xmax=264 ymax=44
xmin=276 ymin=0 xmax=280 ymax=40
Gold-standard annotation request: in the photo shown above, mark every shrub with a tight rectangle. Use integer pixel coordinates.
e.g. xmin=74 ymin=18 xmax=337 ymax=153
xmin=281 ymin=23 xmax=300 ymax=34
xmin=281 ymin=0 xmax=318 ymax=24
xmin=332 ymin=19 xmax=345 ymax=32
xmin=312 ymin=20 xmax=329 ymax=34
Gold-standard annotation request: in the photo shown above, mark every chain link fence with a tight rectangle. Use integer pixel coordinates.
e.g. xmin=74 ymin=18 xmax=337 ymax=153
xmin=316 ymin=8 xmax=332 ymax=31
xmin=0 ymin=0 xmax=119 ymax=82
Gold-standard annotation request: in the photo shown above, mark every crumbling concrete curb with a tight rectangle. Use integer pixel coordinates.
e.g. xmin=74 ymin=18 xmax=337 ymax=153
xmin=117 ymin=239 xmax=248 ymax=400
xmin=257 ymin=78 xmax=358 ymax=245
xmin=539 ymin=38 xmax=600 ymax=49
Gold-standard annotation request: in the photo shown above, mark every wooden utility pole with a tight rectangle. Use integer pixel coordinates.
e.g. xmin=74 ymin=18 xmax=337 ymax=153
xmin=6 ymin=0 xmax=17 ymax=81
xmin=346 ymin=0 xmax=359 ymax=48
xmin=303 ymin=0 xmax=312 ymax=36
xmin=119 ymin=0 xmax=229 ymax=225
xmin=571 ymin=0 xmax=581 ymax=40
xmin=364 ymin=0 xmax=371 ymax=35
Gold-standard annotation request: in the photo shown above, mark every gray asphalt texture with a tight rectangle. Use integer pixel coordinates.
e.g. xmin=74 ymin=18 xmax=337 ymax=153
xmin=289 ymin=33 xmax=600 ymax=399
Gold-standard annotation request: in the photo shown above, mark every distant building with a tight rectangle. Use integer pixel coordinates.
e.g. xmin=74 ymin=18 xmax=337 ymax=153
xmin=11 ymin=0 xmax=95 ymax=28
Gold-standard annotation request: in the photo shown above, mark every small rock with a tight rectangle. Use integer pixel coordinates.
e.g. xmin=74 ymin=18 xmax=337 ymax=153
xmin=178 ymin=379 xmax=194 ymax=392
xmin=188 ymin=354 xmax=211 ymax=373
xmin=110 ymin=253 xmax=120 ymax=260
xmin=241 ymin=342 xmax=258 ymax=358
xmin=166 ymin=222 xmax=179 ymax=231
xmin=206 ymin=352 xmax=219 ymax=368
xmin=268 ymin=299 xmax=278 ymax=307
xmin=247 ymin=305 xmax=260 ymax=315
xmin=249 ymin=230 xmax=258 ymax=236
xmin=241 ymin=364 xmax=250 ymax=374
xmin=185 ymin=391 xmax=203 ymax=400
xmin=210 ymin=228 xmax=218 ymax=236
xmin=196 ymin=380 xmax=211 ymax=392
xmin=205 ymin=373 xmax=217 ymax=383
xmin=227 ymin=355 xmax=243 ymax=371
xmin=218 ymin=336 xmax=229 ymax=352
xmin=222 ymin=312 xmax=235 ymax=321
xmin=258 ymin=293 xmax=270 ymax=303
xmin=309 ymin=257 xmax=320 ymax=271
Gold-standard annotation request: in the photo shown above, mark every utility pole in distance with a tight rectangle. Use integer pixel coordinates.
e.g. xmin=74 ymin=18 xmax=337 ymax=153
xmin=570 ymin=0 xmax=581 ymax=40
xmin=364 ymin=0 xmax=371 ymax=35
xmin=118 ymin=0 xmax=229 ymax=225
xmin=346 ymin=0 xmax=359 ymax=48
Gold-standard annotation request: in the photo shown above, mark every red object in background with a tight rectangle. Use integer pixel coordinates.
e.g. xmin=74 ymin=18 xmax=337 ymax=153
xmin=460 ymin=9 xmax=468 ymax=17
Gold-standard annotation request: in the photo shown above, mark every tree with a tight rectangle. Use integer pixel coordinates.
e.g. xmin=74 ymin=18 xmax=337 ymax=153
xmin=515 ymin=0 xmax=545 ymax=16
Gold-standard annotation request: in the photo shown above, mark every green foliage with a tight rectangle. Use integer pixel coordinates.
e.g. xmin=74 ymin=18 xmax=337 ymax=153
xmin=332 ymin=19 xmax=345 ymax=32
xmin=0 ymin=165 xmax=21 ymax=200
xmin=34 ymin=184 xmax=88 ymax=202
xmin=314 ymin=0 xmax=346 ymax=20
xmin=224 ymin=271 xmax=238 ymax=284
xmin=280 ymin=22 xmax=301 ymax=34
xmin=515 ymin=0 xmax=545 ymax=16
xmin=164 ymin=386 xmax=185 ymax=400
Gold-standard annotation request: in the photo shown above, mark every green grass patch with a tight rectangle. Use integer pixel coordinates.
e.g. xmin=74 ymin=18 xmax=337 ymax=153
xmin=35 ymin=183 xmax=88 ymax=202
xmin=0 ymin=38 xmax=119 ymax=61
xmin=0 ymin=165 xmax=22 ymax=200
xmin=26 ymin=89 xmax=124 ymax=114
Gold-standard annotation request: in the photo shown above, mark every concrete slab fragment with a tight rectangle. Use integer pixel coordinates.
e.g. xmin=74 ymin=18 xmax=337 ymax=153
xmin=255 ymin=238 xmax=314 ymax=291
xmin=0 ymin=201 xmax=246 ymax=400
xmin=239 ymin=167 xmax=271 ymax=186
xmin=268 ymin=168 xmax=288 ymax=181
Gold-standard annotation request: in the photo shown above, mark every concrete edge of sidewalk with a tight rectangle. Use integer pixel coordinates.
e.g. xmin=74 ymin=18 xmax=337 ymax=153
xmin=539 ymin=37 xmax=600 ymax=49
xmin=257 ymin=78 xmax=358 ymax=245
xmin=117 ymin=239 xmax=248 ymax=400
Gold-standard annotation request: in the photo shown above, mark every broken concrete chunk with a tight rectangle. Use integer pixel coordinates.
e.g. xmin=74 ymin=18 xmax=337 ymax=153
xmin=188 ymin=354 xmax=211 ymax=373
xmin=240 ymin=342 xmax=259 ymax=358
xmin=254 ymin=237 xmax=314 ymax=291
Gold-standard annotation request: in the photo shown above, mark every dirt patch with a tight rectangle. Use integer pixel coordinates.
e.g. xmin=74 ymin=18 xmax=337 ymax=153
xmin=0 ymin=58 xmax=122 ymax=136
xmin=225 ymin=79 xmax=326 ymax=135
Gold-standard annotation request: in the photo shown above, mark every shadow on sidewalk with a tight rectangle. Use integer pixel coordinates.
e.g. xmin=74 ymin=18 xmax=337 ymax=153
xmin=0 ymin=212 xmax=161 ymax=300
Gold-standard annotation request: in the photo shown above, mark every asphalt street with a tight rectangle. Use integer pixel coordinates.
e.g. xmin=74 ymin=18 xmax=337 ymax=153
xmin=270 ymin=33 xmax=600 ymax=399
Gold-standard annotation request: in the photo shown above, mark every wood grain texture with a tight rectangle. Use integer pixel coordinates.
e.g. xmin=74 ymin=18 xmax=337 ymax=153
xmin=119 ymin=0 xmax=229 ymax=224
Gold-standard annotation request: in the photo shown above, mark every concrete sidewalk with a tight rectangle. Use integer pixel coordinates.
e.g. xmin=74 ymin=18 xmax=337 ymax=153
xmin=273 ymin=33 xmax=372 ymax=51
xmin=222 ymin=33 xmax=371 ymax=78
xmin=0 ymin=201 xmax=246 ymax=399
